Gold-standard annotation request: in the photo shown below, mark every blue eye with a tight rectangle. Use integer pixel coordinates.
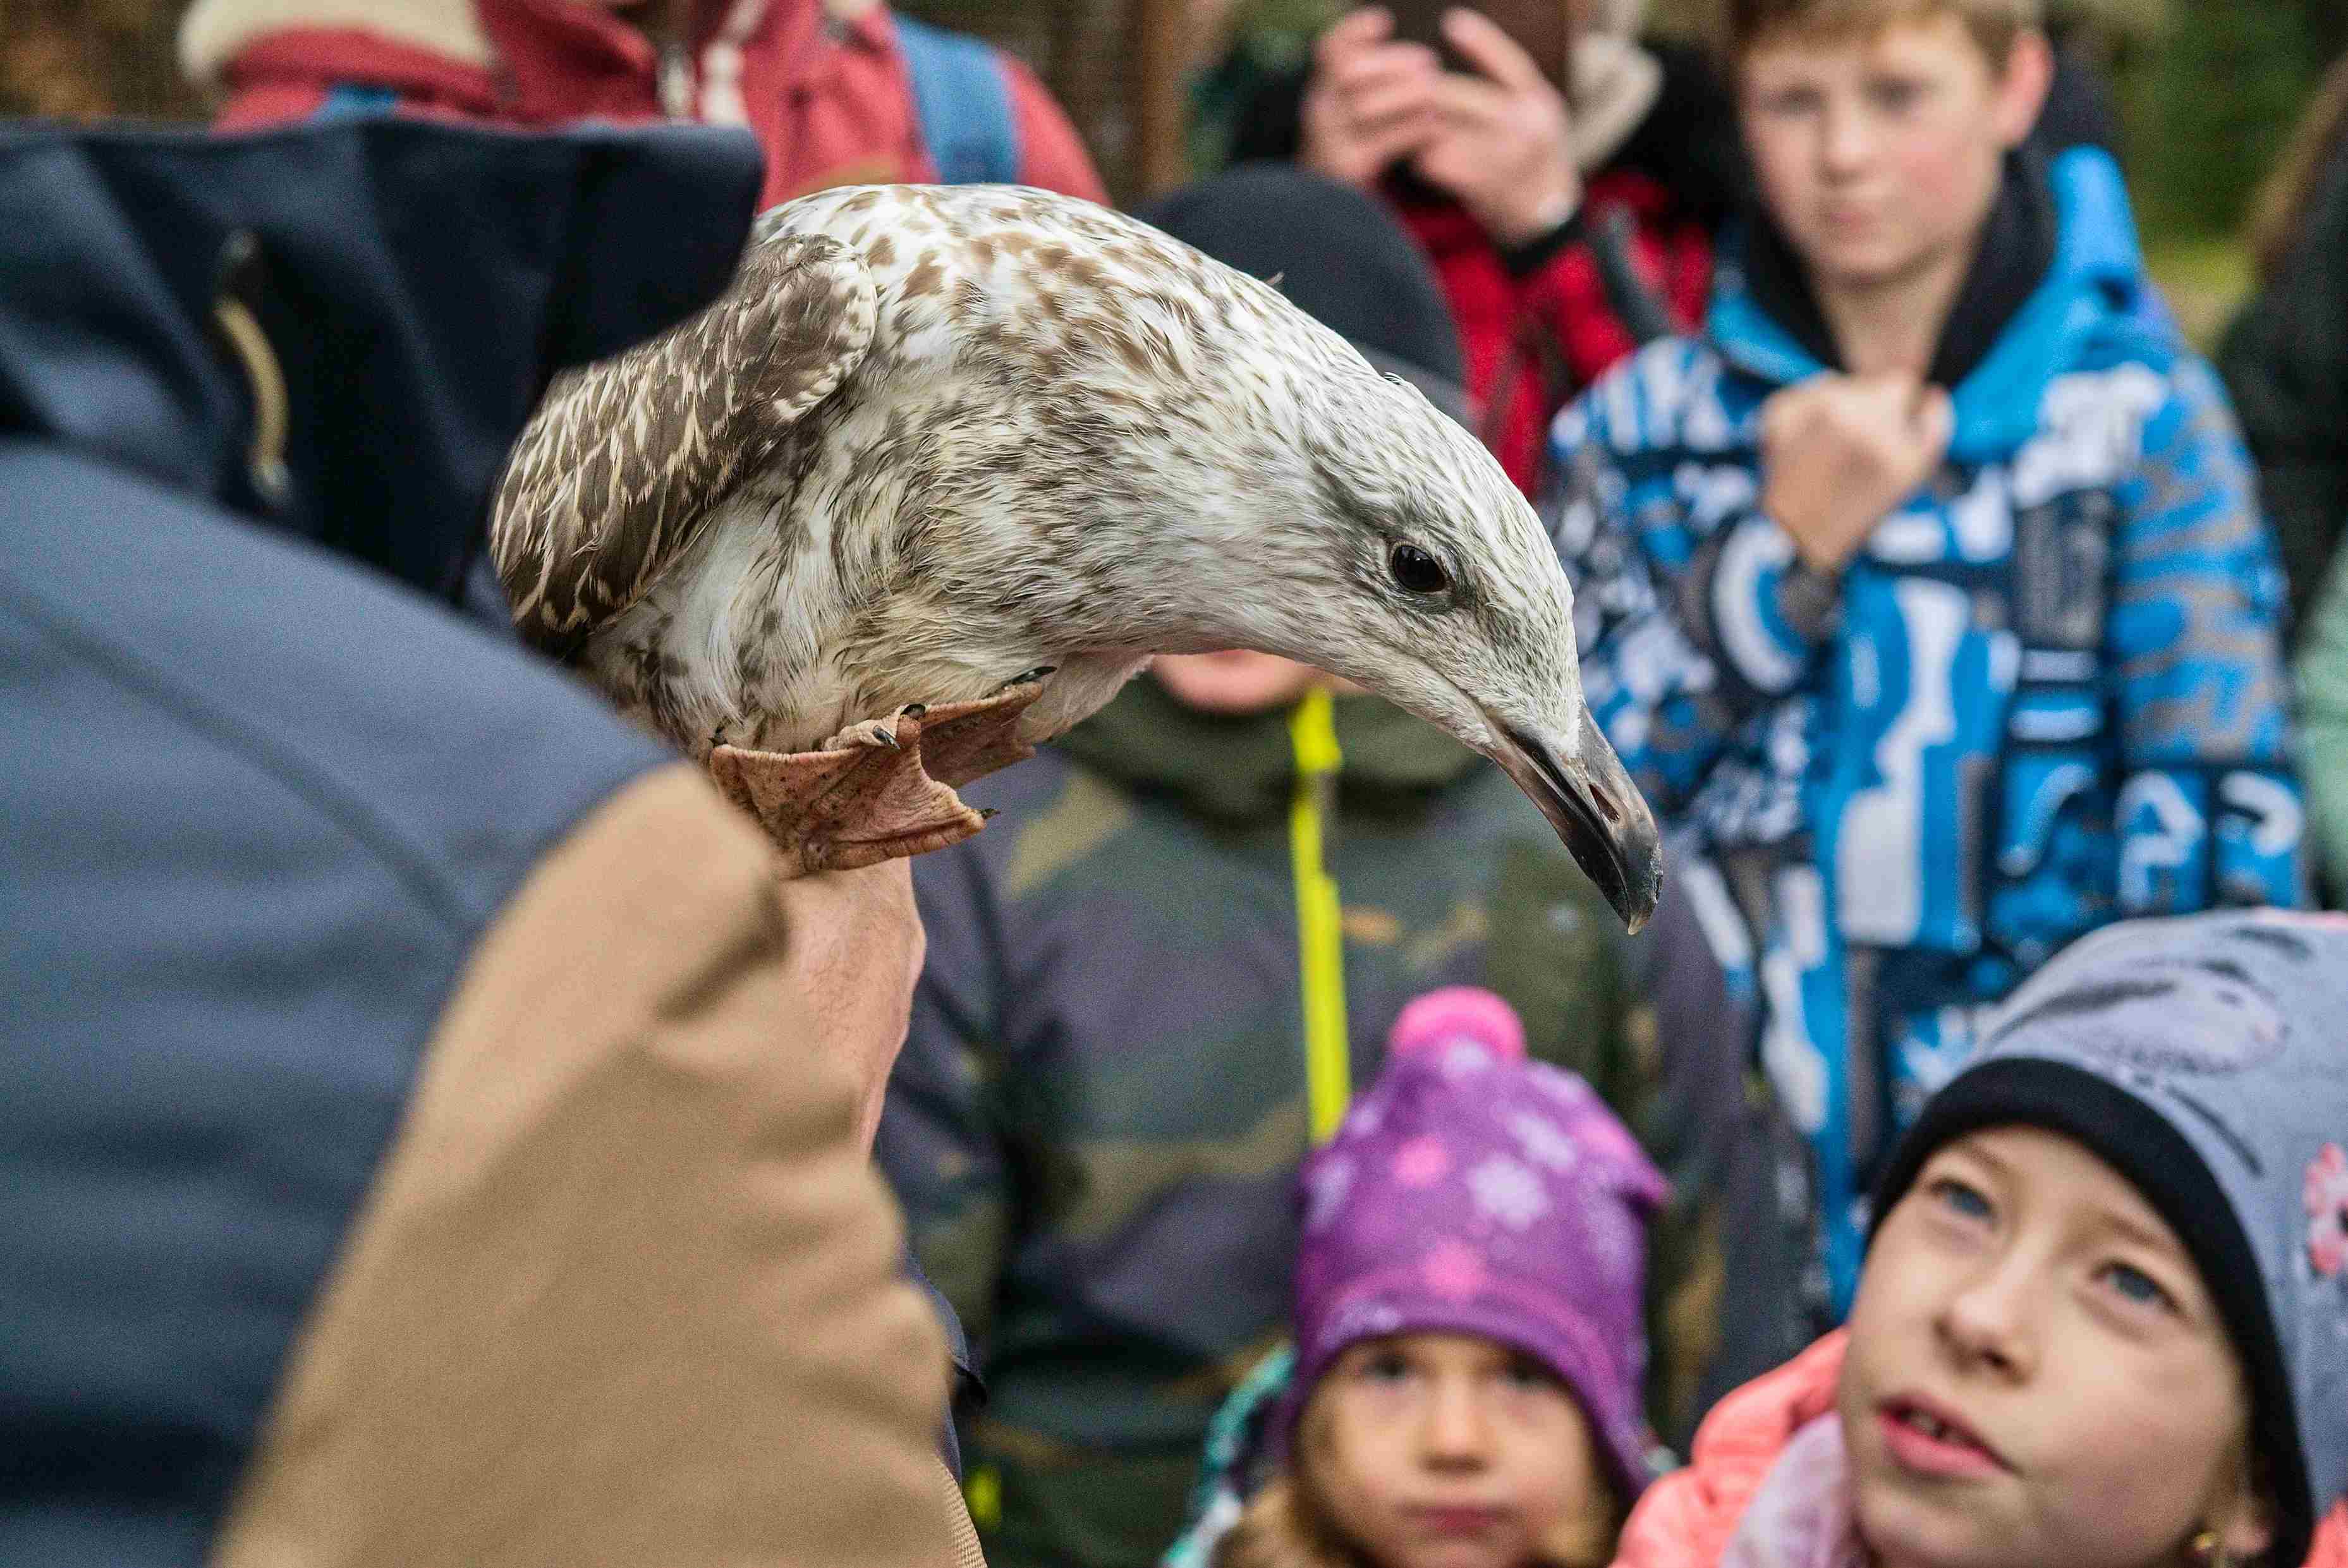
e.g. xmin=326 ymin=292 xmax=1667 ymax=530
xmin=1930 ymin=1177 xmax=1993 ymax=1222
xmin=2100 ymin=1263 xmax=2178 ymax=1314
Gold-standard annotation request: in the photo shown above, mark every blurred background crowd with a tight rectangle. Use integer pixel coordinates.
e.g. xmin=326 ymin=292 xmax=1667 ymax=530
xmin=9 ymin=0 xmax=2345 ymax=313
xmin=9 ymin=4 xmax=2348 ymax=1568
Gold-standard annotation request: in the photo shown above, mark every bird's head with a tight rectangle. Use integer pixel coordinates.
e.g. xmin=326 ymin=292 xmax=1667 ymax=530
xmin=876 ymin=193 xmax=1658 ymax=927
xmin=1120 ymin=323 xmax=1664 ymax=933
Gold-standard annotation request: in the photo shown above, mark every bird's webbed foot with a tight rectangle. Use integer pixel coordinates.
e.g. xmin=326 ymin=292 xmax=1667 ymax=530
xmin=915 ymin=678 xmax=1049 ymax=789
xmin=705 ymin=683 xmax=1047 ymax=878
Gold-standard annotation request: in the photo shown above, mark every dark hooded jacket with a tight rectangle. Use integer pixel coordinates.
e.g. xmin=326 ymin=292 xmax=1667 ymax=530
xmin=0 ymin=118 xmax=962 ymax=1567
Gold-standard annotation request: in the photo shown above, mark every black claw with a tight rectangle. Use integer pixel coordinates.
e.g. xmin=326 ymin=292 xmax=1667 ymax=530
xmin=1004 ymin=665 xmax=1056 ymax=688
xmin=979 ymin=808 xmax=999 ymax=821
xmin=875 ymin=727 xmax=897 ymax=749
xmin=901 ymin=703 xmax=928 ymax=719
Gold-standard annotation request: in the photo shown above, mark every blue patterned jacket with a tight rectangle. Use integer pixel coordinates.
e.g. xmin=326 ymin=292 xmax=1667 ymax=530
xmin=1547 ymin=149 xmax=2302 ymax=1314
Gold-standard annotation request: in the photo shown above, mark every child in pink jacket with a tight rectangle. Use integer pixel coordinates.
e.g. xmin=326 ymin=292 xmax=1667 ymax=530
xmin=1614 ymin=911 xmax=2348 ymax=1568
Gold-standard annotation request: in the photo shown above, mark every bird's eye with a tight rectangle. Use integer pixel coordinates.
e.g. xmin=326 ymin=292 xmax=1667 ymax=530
xmin=1389 ymin=542 xmax=1451 ymax=595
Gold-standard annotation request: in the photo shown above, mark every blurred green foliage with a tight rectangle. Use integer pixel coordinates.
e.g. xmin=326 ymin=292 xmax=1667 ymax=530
xmin=2118 ymin=0 xmax=2344 ymax=240
xmin=2143 ymin=233 xmax=2252 ymax=351
xmin=7 ymin=0 xmax=2345 ymax=253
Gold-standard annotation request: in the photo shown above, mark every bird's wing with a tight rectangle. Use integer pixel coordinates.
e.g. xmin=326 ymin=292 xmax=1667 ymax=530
xmin=491 ymin=232 xmax=877 ymax=652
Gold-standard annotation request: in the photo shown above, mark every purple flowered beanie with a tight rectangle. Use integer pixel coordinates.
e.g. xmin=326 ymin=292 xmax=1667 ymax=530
xmin=1286 ymin=987 xmax=1670 ymax=1498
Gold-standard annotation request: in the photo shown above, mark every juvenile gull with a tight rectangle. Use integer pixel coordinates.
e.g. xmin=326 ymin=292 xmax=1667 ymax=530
xmin=492 ymin=183 xmax=1661 ymax=928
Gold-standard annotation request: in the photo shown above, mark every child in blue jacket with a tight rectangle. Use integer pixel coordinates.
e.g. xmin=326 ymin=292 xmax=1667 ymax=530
xmin=1546 ymin=0 xmax=2301 ymax=1320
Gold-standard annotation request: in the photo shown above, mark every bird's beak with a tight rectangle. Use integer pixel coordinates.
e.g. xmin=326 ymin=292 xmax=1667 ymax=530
xmin=1493 ymin=709 xmax=1663 ymax=934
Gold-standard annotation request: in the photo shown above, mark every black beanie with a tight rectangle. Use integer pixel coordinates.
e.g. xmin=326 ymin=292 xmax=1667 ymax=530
xmin=1133 ymin=162 xmax=1472 ymax=425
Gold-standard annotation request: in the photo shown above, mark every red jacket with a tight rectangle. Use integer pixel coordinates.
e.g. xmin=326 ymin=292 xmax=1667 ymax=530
xmin=1397 ymin=166 xmax=1712 ymax=497
xmin=185 ymin=0 xmax=1107 ymax=209
xmin=1613 ymin=1332 xmax=2348 ymax=1568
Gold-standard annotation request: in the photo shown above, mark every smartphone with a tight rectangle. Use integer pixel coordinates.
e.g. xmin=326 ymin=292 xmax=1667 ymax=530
xmin=1382 ymin=3 xmax=1574 ymax=94
xmin=1383 ymin=0 xmax=1482 ymax=76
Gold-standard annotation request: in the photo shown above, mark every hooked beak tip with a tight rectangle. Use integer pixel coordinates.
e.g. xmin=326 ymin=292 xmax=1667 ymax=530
xmin=1499 ymin=717 xmax=1663 ymax=934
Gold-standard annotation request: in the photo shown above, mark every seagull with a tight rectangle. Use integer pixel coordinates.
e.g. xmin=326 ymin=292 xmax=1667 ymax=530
xmin=491 ymin=182 xmax=1662 ymax=929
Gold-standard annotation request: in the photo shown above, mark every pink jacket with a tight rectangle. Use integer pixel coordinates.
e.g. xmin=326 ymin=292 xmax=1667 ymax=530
xmin=1614 ymin=1332 xmax=2348 ymax=1568
xmin=181 ymin=0 xmax=1107 ymax=209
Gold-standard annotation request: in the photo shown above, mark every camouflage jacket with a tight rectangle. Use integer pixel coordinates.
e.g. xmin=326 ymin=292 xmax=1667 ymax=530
xmin=875 ymin=676 xmax=1752 ymax=1568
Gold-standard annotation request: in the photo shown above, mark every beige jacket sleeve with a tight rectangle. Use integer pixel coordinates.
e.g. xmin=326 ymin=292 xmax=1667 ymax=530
xmin=211 ymin=763 xmax=972 ymax=1568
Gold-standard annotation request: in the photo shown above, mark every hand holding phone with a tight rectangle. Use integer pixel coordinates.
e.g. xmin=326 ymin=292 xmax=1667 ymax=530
xmin=1381 ymin=0 xmax=1483 ymax=76
xmin=1387 ymin=2 xmax=1574 ymax=90
xmin=1298 ymin=8 xmax=1447 ymax=191
xmin=1301 ymin=7 xmax=1580 ymax=246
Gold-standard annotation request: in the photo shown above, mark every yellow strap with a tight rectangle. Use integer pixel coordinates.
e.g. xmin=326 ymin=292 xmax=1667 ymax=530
xmin=1289 ymin=686 xmax=1350 ymax=1144
xmin=963 ymin=1463 xmax=1001 ymax=1533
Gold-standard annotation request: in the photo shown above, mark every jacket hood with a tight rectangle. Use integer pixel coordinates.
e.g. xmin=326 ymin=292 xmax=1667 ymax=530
xmin=1052 ymin=674 xmax=1484 ymax=825
xmin=0 ymin=116 xmax=762 ymax=601
xmin=1706 ymin=145 xmax=2153 ymax=461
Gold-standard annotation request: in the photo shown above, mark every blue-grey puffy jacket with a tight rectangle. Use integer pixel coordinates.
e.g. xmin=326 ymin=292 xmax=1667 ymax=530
xmin=0 ymin=117 xmax=758 ymax=1562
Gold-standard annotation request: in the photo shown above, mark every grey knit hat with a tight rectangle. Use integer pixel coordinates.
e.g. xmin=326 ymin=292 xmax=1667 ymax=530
xmin=1873 ymin=911 xmax=2348 ymax=1567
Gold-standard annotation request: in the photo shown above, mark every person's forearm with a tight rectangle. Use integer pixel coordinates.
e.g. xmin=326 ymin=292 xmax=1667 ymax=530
xmin=775 ymin=858 xmax=926 ymax=1157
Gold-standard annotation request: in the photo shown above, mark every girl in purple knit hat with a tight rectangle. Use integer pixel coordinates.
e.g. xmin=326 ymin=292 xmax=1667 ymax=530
xmin=1167 ymin=986 xmax=1670 ymax=1568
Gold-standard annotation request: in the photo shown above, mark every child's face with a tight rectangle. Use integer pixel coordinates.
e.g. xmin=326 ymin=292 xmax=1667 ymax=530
xmin=1736 ymin=15 xmax=2048 ymax=296
xmin=1306 ymin=1332 xmax=1612 ymax=1568
xmin=1839 ymin=1126 xmax=2272 ymax=1568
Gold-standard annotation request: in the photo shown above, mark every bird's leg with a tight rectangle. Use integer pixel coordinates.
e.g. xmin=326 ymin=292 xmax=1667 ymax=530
xmin=821 ymin=714 xmax=908 ymax=751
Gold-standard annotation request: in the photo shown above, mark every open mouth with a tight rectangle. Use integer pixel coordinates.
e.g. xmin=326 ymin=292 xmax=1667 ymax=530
xmin=1878 ymin=1395 xmax=2009 ymax=1476
xmin=1497 ymin=717 xmax=1662 ymax=934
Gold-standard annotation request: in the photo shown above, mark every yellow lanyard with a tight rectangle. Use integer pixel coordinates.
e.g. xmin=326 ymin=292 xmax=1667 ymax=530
xmin=968 ymin=693 xmax=1347 ymax=1532
xmin=1288 ymin=687 xmax=1351 ymax=1144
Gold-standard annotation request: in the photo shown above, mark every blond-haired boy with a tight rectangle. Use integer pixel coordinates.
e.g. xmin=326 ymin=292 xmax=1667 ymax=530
xmin=1547 ymin=0 xmax=2300 ymax=1319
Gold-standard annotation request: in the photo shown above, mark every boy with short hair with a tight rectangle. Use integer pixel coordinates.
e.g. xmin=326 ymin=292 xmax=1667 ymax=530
xmin=1547 ymin=0 xmax=2301 ymax=1323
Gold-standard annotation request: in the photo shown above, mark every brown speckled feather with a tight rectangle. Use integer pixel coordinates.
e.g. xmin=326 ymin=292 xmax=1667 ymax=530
xmin=490 ymin=233 xmax=875 ymax=652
